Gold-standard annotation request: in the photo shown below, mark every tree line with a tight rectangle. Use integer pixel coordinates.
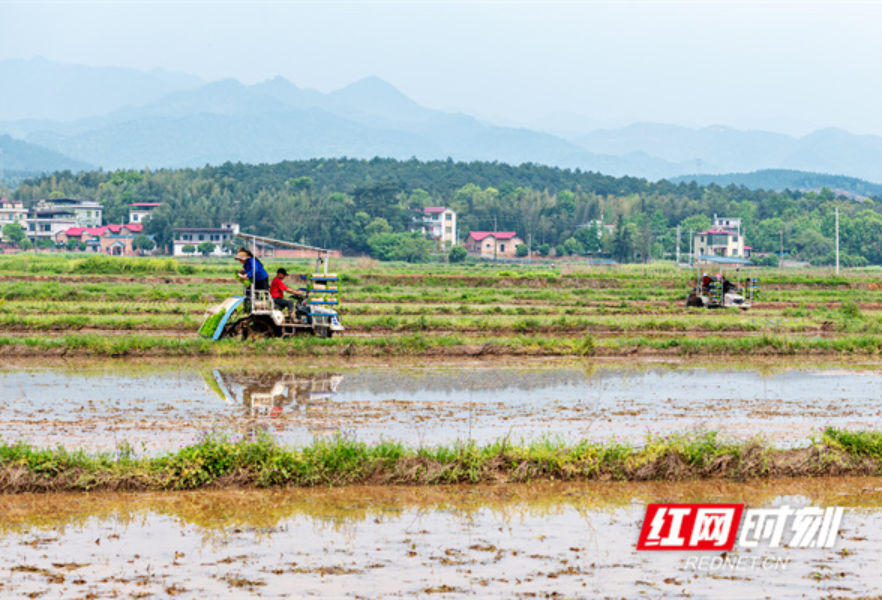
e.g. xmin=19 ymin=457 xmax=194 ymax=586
xmin=7 ymin=158 xmax=882 ymax=265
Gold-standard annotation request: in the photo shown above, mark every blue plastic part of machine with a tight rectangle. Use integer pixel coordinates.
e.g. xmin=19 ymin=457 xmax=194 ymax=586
xmin=212 ymin=296 xmax=246 ymax=341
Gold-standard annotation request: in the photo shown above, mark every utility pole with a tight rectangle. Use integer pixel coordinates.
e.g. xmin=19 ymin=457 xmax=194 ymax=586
xmin=676 ymin=225 xmax=681 ymax=265
xmin=688 ymin=229 xmax=693 ymax=266
xmin=835 ymin=207 xmax=840 ymax=275
xmin=493 ymin=216 xmax=498 ymax=265
xmin=779 ymin=229 xmax=784 ymax=269
xmin=527 ymin=233 xmax=532 ymax=261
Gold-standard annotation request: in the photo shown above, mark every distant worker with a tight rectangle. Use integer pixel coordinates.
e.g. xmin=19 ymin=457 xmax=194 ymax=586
xmin=235 ymin=248 xmax=269 ymax=291
xmin=270 ymin=268 xmax=304 ymax=318
xmin=701 ymin=272 xmax=712 ymax=289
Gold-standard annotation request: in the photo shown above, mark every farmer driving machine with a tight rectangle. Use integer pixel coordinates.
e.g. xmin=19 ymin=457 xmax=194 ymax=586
xmin=685 ymin=256 xmax=759 ymax=310
xmin=199 ymin=233 xmax=344 ymax=340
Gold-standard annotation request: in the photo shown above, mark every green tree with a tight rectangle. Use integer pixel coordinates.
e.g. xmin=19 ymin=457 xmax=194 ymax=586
xmin=537 ymin=243 xmax=550 ymax=257
xmin=563 ymin=237 xmax=584 ymax=256
xmin=791 ymin=229 xmax=832 ymax=261
xmin=557 ymin=190 xmax=576 ymax=216
xmin=66 ymin=239 xmax=79 ymax=251
xmin=756 ymin=254 xmax=779 ymax=267
xmin=574 ymin=223 xmax=602 ymax=253
xmin=286 ymin=176 xmax=313 ymax=192
xmin=223 ymin=236 xmax=246 ymax=255
xmin=1 ymin=222 xmax=26 ymax=246
xmin=449 ymin=245 xmax=467 ymax=263
xmin=392 ymin=233 xmax=433 ymax=263
xmin=679 ymin=215 xmax=713 ymax=237
xmin=20 ymin=239 xmax=33 ymax=251
xmin=515 ymin=243 xmax=528 ymax=258
xmin=612 ymin=221 xmax=638 ymax=263
xmin=182 ymin=244 xmax=196 ymax=255
xmin=365 ymin=217 xmax=393 ymax=238
xmin=197 ymin=241 xmax=216 ymax=256
xmin=133 ymin=235 xmax=156 ymax=253
xmin=36 ymin=238 xmax=55 ymax=249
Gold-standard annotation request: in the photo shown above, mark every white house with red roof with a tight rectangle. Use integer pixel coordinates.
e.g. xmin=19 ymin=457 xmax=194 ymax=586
xmin=693 ymin=215 xmax=749 ymax=259
xmin=694 ymin=228 xmax=746 ymax=259
xmin=416 ymin=207 xmax=457 ymax=247
xmin=465 ymin=231 xmax=524 ymax=258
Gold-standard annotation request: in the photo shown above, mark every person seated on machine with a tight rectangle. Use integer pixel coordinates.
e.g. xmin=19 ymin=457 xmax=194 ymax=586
xmin=721 ymin=275 xmax=735 ymax=294
xmin=701 ymin=272 xmax=712 ymax=292
xmin=270 ymin=268 xmax=304 ymax=320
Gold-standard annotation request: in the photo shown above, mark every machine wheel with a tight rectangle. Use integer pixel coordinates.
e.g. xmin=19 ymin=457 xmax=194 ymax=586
xmin=241 ymin=316 xmax=278 ymax=340
xmin=686 ymin=291 xmax=704 ymax=308
xmin=218 ymin=319 xmax=243 ymax=340
xmin=315 ymin=326 xmax=332 ymax=339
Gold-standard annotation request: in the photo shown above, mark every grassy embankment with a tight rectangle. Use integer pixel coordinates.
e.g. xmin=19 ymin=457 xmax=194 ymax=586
xmin=1 ymin=427 xmax=881 ymax=493
xmin=1 ymin=254 xmax=881 ymax=356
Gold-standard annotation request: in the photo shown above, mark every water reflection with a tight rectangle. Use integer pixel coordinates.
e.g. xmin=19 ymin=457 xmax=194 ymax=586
xmin=204 ymin=370 xmax=345 ymax=435
xmin=2 ymin=361 xmax=881 ymax=454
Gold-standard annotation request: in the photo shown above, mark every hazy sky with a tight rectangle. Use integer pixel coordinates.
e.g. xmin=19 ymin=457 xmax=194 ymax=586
xmin=2 ymin=0 xmax=881 ymax=136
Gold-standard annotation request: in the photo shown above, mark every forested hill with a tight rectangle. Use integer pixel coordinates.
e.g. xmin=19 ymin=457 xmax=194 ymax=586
xmin=669 ymin=169 xmax=882 ymax=199
xmin=9 ymin=158 xmax=882 ymax=266
xmin=203 ymin=159 xmax=651 ymax=197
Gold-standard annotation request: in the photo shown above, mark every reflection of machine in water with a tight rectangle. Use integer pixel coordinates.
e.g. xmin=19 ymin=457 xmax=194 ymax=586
xmin=203 ymin=371 xmax=344 ymax=424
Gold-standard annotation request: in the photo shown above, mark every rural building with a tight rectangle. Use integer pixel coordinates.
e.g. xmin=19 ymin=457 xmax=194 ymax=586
xmin=56 ymin=223 xmax=149 ymax=256
xmin=713 ymin=216 xmax=741 ymax=233
xmin=465 ymin=231 xmax=524 ymax=258
xmin=415 ymin=207 xmax=457 ymax=247
xmin=34 ymin=198 xmax=103 ymax=228
xmin=129 ymin=202 xmax=161 ymax=224
xmin=693 ymin=229 xmax=746 ymax=259
xmin=172 ymin=222 xmax=240 ymax=256
xmin=693 ymin=215 xmax=749 ymax=260
xmin=28 ymin=208 xmax=77 ymax=242
xmin=0 ymin=199 xmax=28 ymax=242
xmin=577 ymin=220 xmax=615 ymax=237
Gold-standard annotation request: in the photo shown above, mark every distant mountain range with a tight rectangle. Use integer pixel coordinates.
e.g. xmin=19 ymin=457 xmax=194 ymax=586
xmin=0 ymin=134 xmax=93 ymax=173
xmin=3 ymin=58 xmax=882 ymax=193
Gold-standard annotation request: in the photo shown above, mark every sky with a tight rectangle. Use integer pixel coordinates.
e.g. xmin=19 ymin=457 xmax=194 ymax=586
xmin=2 ymin=0 xmax=882 ymax=136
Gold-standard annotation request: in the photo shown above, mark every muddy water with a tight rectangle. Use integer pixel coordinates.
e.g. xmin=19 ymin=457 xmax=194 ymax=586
xmin=0 ymin=478 xmax=879 ymax=599
xmin=1 ymin=359 xmax=881 ymax=453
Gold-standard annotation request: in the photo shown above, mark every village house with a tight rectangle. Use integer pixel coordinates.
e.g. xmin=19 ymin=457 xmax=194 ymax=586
xmin=464 ymin=231 xmax=524 ymax=259
xmin=0 ymin=199 xmax=28 ymax=242
xmin=129 ymin=202 xmax=161 ymax=224
xmin=34 ymin=198 xmax=103 ymax=228
xmin=55 ymin=223 xmax=148 ymax=256
xmin=172 ymin=222 xmax=240 ymax=256
xmin=28 ymin=208 xmax=77 ymax=242
xmin=693 ymin=216 xmax=750 ymax=260
xmin=415 ymin=207 xmax=457 ymax=247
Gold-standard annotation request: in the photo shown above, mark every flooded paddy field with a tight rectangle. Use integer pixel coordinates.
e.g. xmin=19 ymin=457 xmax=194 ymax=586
xmin=0 ymin=358 xmax=881 ymax=453
xmin=1 ymin=478 xmax=881 ymax=599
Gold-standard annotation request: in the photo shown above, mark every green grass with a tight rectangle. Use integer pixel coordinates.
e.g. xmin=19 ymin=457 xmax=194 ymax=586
xmin=0 ymin=427 xmax=879 ymax=493
xmin=1 ymin=331 xmax=881 ymax=357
